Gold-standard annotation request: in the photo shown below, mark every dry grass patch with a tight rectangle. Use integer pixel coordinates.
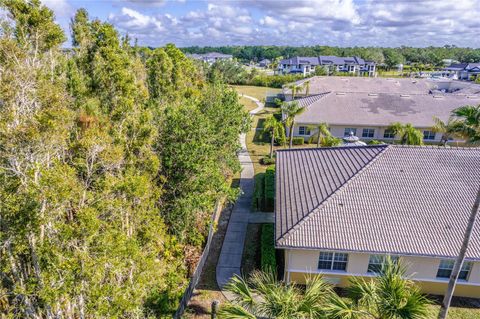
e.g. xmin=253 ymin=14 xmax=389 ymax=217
xmin=232 ymin=85 xmax=281 ymax=101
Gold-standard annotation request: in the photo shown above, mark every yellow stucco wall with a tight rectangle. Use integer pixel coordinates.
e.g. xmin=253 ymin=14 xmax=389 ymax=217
xmin=285 ymin=249 xmax=480 ymax=298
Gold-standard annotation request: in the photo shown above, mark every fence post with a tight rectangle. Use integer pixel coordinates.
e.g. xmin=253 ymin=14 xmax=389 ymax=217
xmin=211 ymin=300 xmax=219 ymax=319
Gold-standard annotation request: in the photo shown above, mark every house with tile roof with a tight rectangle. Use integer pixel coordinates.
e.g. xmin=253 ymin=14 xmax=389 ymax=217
xmin=275 ymin=145 xmax=480 ymax=297
xmin=284 ymin=76 xmax=480 ymax=144
xmin=277 ymin=56 xmax=376 ymax=76
xmin=443 ymin=62 xmax=480 ymax=81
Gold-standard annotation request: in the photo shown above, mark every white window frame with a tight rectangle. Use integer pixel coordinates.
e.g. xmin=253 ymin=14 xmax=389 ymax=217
xmin=344 ymin=128 xmax=357 ymax=137
xmin=423 ymin=130 xmax=436 ymax=140
xmin=317 ymin=252 xmax=348 ymax=271
xmin=436 ymin=259 xmax=473 ymax=281
xmin=367 ymin=254 xmax=399 ymax=273
xmin=298 ymin=126 xmax=310 ymax=136
xmin=383 ymin=129 xmax=395 ymax=139
xmin=362 ymin=128 xmax=375 ymax=138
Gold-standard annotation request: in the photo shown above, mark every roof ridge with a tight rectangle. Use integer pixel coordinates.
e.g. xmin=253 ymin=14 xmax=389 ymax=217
xmin=275 ymin=144 xmax=387 ymax=153
xmin=277 ymin=145 xmax=390 ymax=243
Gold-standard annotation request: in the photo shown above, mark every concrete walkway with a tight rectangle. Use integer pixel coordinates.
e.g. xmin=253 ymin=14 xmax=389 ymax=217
xmin=216 ymin=95 xmax=264 ymax=291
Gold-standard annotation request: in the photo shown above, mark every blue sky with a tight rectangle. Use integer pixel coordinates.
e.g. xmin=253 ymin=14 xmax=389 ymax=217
xmin=43 ymin=0 xmax=480 ymax=48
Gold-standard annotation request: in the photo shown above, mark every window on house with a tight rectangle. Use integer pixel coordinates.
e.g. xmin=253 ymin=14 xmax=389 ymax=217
xmin=423 ymin=130 xmax=436 ymax=140
xmin=367 ymin=255 xmax=399 ymax=273
xmin=362 ymin=128 xmax=375 ymax=138
xmin=344 ymin=128 xmax=357 ymax=137
xmin=318 ymin=252 xmax=348 ymax=271
xmin=298 ymin=126 xmax=311 ymax=135
xmin=436 ymin=260 xmax=473 ymax=280
xmin=383 ymin=129 xmax=395 ymax=139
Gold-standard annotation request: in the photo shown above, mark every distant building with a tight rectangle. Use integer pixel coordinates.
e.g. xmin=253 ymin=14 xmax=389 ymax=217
xmin=277 ymin=56 xmax=376 ymax=77
xmin=283 ymin=76 xmax=480 ymax=143
xmin=187 ymin=52 xmax=233 ymax=64
xmin=258 ymin=59 xmax=271 ymax=68
xmin=443 ymin=63 xmax=480 ymax=80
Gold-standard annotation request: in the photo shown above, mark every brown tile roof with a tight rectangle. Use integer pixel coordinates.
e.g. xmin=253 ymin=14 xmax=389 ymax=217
xmin=275 ymin=145 xmax=480 ymax=260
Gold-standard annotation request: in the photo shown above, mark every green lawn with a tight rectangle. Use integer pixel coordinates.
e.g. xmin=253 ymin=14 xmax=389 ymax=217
xmin=239 ymin=96 xmax=258 ymax=112
xmin=232 ymin=85 xmax=281 ymax=101
xmin=428 ymin=305 xmax=480 ymax=318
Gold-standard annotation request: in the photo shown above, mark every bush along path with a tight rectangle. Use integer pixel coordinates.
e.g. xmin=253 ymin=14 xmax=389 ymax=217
xmin=215 ymin=95 xmax=265 ymax=298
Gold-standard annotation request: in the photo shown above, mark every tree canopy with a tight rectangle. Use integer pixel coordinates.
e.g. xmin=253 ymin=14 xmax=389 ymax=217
xmin=0 ymin=1 xmax=249 ymax=317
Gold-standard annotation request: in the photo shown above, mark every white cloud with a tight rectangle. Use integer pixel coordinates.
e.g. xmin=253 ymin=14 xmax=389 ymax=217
xmin=102 ymin=0 xmax=480 ymax=47
xmin=109 ymin=7 xmax=164 ymax=33
xmin=41 ymin=0 xmax=73 ymax=18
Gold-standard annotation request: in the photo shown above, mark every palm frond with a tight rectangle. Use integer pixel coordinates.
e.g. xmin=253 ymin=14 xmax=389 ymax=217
xmin=217 ymin=304 xmax=256 ymax=319
xmin=224 ymin=275 xmax=255 ymax=310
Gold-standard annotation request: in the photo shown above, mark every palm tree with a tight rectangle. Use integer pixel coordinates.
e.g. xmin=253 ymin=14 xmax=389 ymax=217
xmin=263 ymin=116 xmax=285 ymax=158
xmin=450 ymin=105 xmax=480 ymax=143
xmin=286 ymin=83 xmax=298 ymax=100
xmin=281 ymin=101 xmax=305 ymax=148
xmin=286 ymin=83 xmax=304 ymax=100
xmin=303 ymin=80 xmax=311 ymax=96
xmin=431 ymin=117 xmax=463 ymax=146
xmin=218 ymin=271 xmax=333 ymax=319
xmin=388 ymin=122 xmax=424 ymax=145
xmin=309 ymin=122 xmax=331 ymax=147
xmin=327 ymin=258 xmax=431 ymax=319
xmin=439 ymin=186 xmax=480 ymax=319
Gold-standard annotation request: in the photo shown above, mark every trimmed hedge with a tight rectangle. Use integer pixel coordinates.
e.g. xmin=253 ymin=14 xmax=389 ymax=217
xmin=292 ymin=137 xmax=305 ymax=145
xmin=261 ymin=224 xmax=276 ymax=272
xmin=264 ymin=165 xmax=275 ymax=212
xmin=260 ymin=156 xmax=275 ymax=165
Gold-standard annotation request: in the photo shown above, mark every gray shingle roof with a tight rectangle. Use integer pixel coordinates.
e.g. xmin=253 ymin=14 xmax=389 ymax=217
xmin=284 ymin=77 xmax=480 ymax=128
xmin=294 ymin=91 xmax=478 ymax=128
xmin=279 ymin=56 xmax=372 ymax=66
xmin=275 ymin=145 xmax=480 ymax=260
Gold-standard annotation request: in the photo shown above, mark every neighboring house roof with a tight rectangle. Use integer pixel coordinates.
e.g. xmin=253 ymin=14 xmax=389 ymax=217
xmin=279 ymin=56 xmax=374 ymax=66
xmin=275 ymin=145 xmax=480 ymax=260
xmin=444 ymin=63 xmax=480 ymax=71
xmin=284 ymin=77 xmax=480 ymax=128
xmin=294 ymin=91 xmax=477 ymax=127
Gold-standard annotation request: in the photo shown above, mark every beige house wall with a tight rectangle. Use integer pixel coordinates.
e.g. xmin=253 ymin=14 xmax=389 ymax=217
xmin=292 ymin=123 xmax=446 ymax=143
xmin=284 ymin=249 xmax=480 ymax=298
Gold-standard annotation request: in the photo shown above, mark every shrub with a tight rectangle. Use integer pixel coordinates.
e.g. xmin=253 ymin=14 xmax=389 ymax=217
xmin=368 ymin=140 xmax=384 ymax=145
xmin=261 ymin=224 xmax=276 ymax=272
xmin=264 ymin=165 xmax=275 ymax=212
xmin=253 ymin=173 xmax=265 ymax=211
xmin=292 ymin=137 xmax=304 ymax=145
xmin=260 ymin=156 xmax=275 ymax=165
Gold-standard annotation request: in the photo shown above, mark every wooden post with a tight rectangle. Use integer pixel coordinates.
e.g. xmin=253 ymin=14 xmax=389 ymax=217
xmin=211 ymin=300 xmax=219 ymax=319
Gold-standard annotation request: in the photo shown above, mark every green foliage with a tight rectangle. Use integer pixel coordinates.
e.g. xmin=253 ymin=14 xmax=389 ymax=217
xmin=292 ymin=137 xmax=305 ymax=145
xmin=327 ymin=258 xmax=431 ymax=319
xmin=0 ymin=2 xmax=249 ymax=317
xmin=368 ymin=139 xmax=384 ymax=145
xmin=260 ymin=224 xmax=276 ymax=272
xmin=264 ymin=165 xmax=275 ymax=211
xmin=388 ymin=122 xmax=424 ymax=145
xmin=220 ymin=271 xmax=333 ymax=319
xmin=320 ymin=135 xmax=342 ymax=147
xmin=451 ymin=105 xmax=480 ymax=143
xmin=260 ymin=156 xmax=276 ymax=165
xmin=181 ymin=45 xmax=480 ymax=67
xmin=159 ymin=86 xmax=249 ymax=244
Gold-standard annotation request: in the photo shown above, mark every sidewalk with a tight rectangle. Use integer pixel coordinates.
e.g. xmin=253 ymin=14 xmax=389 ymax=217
xmin=215 ymin=95 xmax=264 ymax=292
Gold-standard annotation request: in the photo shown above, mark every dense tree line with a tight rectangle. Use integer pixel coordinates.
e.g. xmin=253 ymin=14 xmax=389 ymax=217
xmin=0 ymin=1 xmax=248 ymax=317
xmin=181 ymin=45 xmax=480 ymax=67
